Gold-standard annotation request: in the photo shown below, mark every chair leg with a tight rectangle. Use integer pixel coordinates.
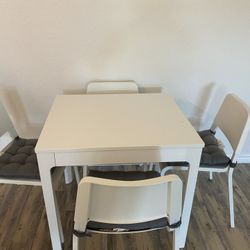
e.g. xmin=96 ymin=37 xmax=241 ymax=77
xmin=82 ymin=165 xmax=88 ymax=177
xmin=148 ymin=162 xmax=154 ymax=171
xmin=228 ymin=167 xmax=235 ymax=228
xmin=73 ymin=166 xmax=80 ymax=184
xmin=161 ymin=166 xmax=173 ymax=176
xmin=156 ymin=162 xmax=161 ymax=172
xmin=173 ymin=230 xmax=180 ymax=250
xmin=73 ymin=234 xmax=80 ymax=250
xmin=209 ymin=171 xmax=213 ymax=181
xmin=64 ymin=166 xmax=73 ymax=184
xmin=138 ymin=162 xmax=145 ymax=171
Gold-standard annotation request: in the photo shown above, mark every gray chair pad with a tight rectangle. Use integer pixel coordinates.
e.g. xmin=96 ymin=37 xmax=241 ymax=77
xmin=198 ymin=130 xmax=230 ymax=168
xmin=88 ymin=170 xmax=160 ymax=180
xmin=86 ymin=217 xmax=168 ymax=232
xmin=0 ymin=137 xmax=40 ymax=180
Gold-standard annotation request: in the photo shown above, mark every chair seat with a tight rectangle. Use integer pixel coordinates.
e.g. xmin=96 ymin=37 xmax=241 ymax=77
xmin=88 ymin=170 xmax=160 ymax=180
xmin=198 ymin=130 xmax=230 ymax=168
xmin=0 ymin=137 xmax=40 ymax=180
xmin=86 ymin=217 xmax=168 ymax=233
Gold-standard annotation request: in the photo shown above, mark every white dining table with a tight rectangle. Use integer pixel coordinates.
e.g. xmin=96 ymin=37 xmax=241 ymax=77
xmin=35 ymin=93 xmax=204 ymax=250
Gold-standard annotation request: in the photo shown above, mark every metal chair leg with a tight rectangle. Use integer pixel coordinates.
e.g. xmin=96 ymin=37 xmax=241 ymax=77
xmin=228 ymin=167 xmax=235 ymax=228
xmin=173 ymin=229 xmax=180 ymax=250
xmin=148 ymin=162 xmax=154 ymax=171
xmin=64 ymin=166 xmax=73 ymax=184
xmin=73 ymin=234 xmax=80 ymax=250
xmin=73 ymin=166 xmax=80 ymax=184
xmin=82 ymin=165 xmax=88 ymax=177
xmin=209 ymin=171 xmax=213 ymax=181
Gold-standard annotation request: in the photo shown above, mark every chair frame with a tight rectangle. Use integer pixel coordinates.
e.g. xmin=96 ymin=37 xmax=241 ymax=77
xmin=73 ymin=174 xmax=183 ymax=250
xmin=161 ymin=93 xmax=250 ymax=228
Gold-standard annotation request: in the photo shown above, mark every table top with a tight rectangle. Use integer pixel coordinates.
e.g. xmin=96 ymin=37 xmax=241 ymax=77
xmin=35 ymin=93 xmax=204 ymax=153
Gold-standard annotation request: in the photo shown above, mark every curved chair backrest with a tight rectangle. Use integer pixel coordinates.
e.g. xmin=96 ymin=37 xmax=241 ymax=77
xmin=74 ymin=174 xmax=182 ymax=233
xmin=0 ymin=89 xmax=18 ymax=150
xmin=0 ymin=87 xmax=40 ymax=139
xmin=212 ymin=94 xmax=250 ymax=162
xmin=0 ymin=87 xmax=28 ymax=138
xmin=86 ymin=81 xmax=139 ymax=94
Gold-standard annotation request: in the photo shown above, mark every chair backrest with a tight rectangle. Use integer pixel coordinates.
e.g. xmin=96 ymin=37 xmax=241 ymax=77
xmin=0 ymin=87 xmax=27 ymax=139
xmin=74 ymin=174 xmax=182 ymax=233
xmin=212 ymin=93 xmax=250 ymax=162
xmin=86 ymin=81 xmax=139 ymax=94
xmin=0 ymin=87 xmax=40 ymax=139
xmin=0 ymin=89 xmax=18 ymax=151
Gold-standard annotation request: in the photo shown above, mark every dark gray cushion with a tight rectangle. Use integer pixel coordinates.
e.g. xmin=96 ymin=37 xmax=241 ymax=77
xmin=198 ymin=130 xmax=230 ymax=168
xmin=88 ymin=170 xmax=160 ymax=180
xmin=0 ymin=137 xmax=40 ymax=180
xmin=87 ymin=217 xmax=168 ymax=232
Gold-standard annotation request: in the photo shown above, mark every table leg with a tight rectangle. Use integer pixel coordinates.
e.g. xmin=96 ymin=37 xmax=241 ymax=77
xmin=175 ymin=150 xmax=201 ymax=248
xmin=37 ymin=153 xmax=63 ymax=250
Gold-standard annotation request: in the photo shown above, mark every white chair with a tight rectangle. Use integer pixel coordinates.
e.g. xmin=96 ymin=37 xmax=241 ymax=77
xmin=73 ymin=171 xmax=183 ymax=250
xmin=0 ymin=88 xmax=41 ymax=185
xmin=161 ymin=93 xmax=250 ymax=228
xmin=86 ymin=81 xmax=139 ymax=94
xmin=0 ymin=87 xmax=65 ymax=241
xmin=0 ymin=87 xmax=78 ymax=185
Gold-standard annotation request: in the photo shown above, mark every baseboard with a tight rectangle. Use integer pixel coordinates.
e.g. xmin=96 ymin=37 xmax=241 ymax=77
xmin=237 ymin=154 xmax=250 ymax=164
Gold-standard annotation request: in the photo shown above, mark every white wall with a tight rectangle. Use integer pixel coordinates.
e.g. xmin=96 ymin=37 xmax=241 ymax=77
xmin=0 ymin=1 xmax=250 ymax=157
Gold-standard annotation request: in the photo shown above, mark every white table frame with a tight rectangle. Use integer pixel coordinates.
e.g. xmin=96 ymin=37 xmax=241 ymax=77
xmin=36 ymin=94 xmax=203 ymax=250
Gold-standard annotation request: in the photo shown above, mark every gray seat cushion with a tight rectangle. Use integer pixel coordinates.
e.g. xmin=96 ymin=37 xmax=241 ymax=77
xmin=198 ymin=130 xmax=230 ymax=168
xmin=0 ymin=137 xmax=40 ymax=180
xmin=86 ymin=217 xmax=169 ymax=233
xmin=88 ymin=170 xmax=160 ymax=180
